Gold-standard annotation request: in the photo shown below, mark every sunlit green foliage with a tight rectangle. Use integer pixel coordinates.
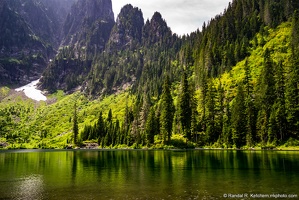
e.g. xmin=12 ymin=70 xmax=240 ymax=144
xmin=1 ymin=0 xmax=299 ymax=149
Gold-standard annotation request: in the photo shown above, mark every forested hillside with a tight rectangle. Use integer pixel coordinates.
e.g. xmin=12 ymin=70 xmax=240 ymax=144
xmin=1 ymin=0 xmax=299 ymax=149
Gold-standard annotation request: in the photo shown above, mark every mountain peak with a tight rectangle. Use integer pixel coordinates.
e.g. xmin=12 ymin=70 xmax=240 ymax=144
xmin=152 ymin=12 xmax=163 ymax=21
xmin=107 ymin=4 xmax=144 ymax=50
xmin=150 ymin=12 xmax=168 ymax=28
xmin=142 ymin=11 xmax=172 ymax=46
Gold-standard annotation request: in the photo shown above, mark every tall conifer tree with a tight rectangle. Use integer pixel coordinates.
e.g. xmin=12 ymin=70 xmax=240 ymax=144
xmin=243 ymin=58 xmax=256 ymax=147
xmin=232 ymin=84 xmax=246 ymax=148
xmin=73 ymin=102 xmax=79 ymax=146
xmin=97 ymin=111 xmax=105 ymax=141
xmin=145 ymin=108 xmax=157 ymax=145
xmin=286 ymin=11 xmax=299 ymax=139
xmin=205 ymin=81 xmax=217 ymax=144
xmin=179 ymin=72 xmax=192 ymax=140
xmin=257 ymin=48 xmax=276 ymax=144
xmin=271 ymin=61 xmax=286 ymax=143
xmin=160 ymin=76 xmax=175 ymax=143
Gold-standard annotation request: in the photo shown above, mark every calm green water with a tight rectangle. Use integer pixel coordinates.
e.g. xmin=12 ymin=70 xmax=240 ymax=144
xmin=0 ymin=150 xmax=298 ymax=200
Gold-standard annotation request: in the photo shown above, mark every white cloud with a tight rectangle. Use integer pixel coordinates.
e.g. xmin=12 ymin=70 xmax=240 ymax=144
xmin=112 ymin=0 xmax=232 ymax=36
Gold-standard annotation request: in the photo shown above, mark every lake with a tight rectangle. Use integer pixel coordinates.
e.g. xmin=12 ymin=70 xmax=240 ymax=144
xmin=0 ymin=150 xmax=298 ymax=200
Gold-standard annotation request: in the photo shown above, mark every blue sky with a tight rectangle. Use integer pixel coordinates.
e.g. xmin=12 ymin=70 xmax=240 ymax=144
xmin=112 ymin=0 xmax=232 ymax=36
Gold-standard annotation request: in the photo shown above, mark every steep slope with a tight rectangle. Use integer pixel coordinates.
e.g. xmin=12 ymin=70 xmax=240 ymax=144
xmin=86 ymin=4 xmax=145 ymax=95
xmin=0 ymin=0 xmax=52 ymax=86
xmin=2 ymin=0 xmax=299 ymax=149
xmin=0 ymin=0 xmax=76 ymax=86
xmin=62 ymin=0 xmax=114 ymax=52
xmin=37 ymin=0 xmax=77 ymax=46
xmin=40 ymin=4 xmax=181 ymax=95
xmin=143 ymin=12 xmax=173 ymax=47
xmin=134 ymin=11 xmax=180 ymax=96
xmin=86 ymin=7 xmax=180 ymax=96
xmin=187 ymin=0 xmax=299 ymax=81
xmin=0 ymin=89 xmax=135 ymax=149
xmin=40 ymin=0 xmax=115 ymax=92
xmin=107 ymin=4 xmax=144 ymax=51
xmin=1 ymin=21 xmax=297 ymax=149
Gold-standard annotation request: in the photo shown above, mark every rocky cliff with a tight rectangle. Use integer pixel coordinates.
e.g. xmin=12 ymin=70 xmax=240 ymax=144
xmin=0 ymin=0 xmax=76 ymax=86
xmin=62 ymin=0 xmax=115 ymax=53
xmin=1 ymin=0 xmax=179 ymax=95
xmin=107 ymin=4 xmax=144 ymax=51
xmin=142 ymin=12 xmax=174 ymax=48
xmin=39 ymin=0 xmax=116 ymax=92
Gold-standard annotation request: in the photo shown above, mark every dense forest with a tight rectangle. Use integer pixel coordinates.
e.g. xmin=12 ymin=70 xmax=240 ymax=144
xmin=1 ymin=0 xmax=299 ymax=149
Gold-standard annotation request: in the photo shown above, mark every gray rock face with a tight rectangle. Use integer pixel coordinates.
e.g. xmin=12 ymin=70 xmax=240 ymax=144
xmin=1 ymin=0 xmax=175 ymax=94
xmin=39 ymin=0 xmax=116 ymax=92
xmin=0 ymin=0 xmax=76 ymax=86
xmin=62 ymin=0 xmax=115 ymax=51
xmin=143 ymin=12 xmax=173 ymax=46
xmin=107 ymin=4 xmax=144 ymax=51
xmin=37 ymin=0 xmax=77 ymax=46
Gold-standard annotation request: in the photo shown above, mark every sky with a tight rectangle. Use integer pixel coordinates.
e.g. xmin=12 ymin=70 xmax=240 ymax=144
xmin=112 ymin=0 xmax=232 ymax=36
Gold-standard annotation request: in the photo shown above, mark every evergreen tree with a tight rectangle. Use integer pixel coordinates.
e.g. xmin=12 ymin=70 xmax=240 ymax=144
xmin=199 ymin=68 xmax=208 ymax=135
xmin=122 ymin=105 xmax=134 ymax=145
xmin=291 ymin=10 xmax=299 ymax=49
xmin=244 ymin=58 xmax=253 ymax=96
xmin=205 ymin=81 xmax=217 ymax=144
xmin=107 ymin=109 xmax=112 ymax=123
xmin=131 ymin=118 xmax=140 ymax=145
xmin=243 ymin=58 xmax=256 ymax=147
xmin=231 ymin=84 xmax=246 ymax=148
xmin=245 ymin=97 xmax=256 ymax=147
xmin=106 ymin=109 xmax=114 ymax=146
xmin=179 ymin=72 xmax=192 ymax=140
xmin=286 ymin=11 xmax=299 ymax=139
xmin=145 ymin=108 xmax=157 ymax=145
xmin=271 ymin=61 xmax=286 ymax=143
xmin=222 ymin=103 xmax=232 ymax=148
xmin=257 ymin=48 xmax=276 ymax=144
xmin=261 ymin=48 xmax=276 ymax=107
xmin=96 ymin=112 xmax=105 ymax=143
xmin=81 ymin=125 xmax=90 ymax=141
xmin=217 ymin=81 xmax=225 ymax=144
xmin=268 ymin=105 xmax=278 ymax=145
xmin=138 ymin=91 xmax=151 ymax=143
xmin=190 ymin=83 xmax=199 ymax=143
xmin=114 ymin=120 xmax=120 ymax=145
xmin=129 ymin=98 xmax=142 ymax=145
xmin=73 ymin=102 xmax=79 ymax=146
xmin=160 ymin=76 xmax=175 ymax=144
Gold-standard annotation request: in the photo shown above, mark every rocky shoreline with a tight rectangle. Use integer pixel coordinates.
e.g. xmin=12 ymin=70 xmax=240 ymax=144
xmin=0 ymin=142 xmax=8 ymax=148
xmin=66 ymin=143 xmax=99 ymax=150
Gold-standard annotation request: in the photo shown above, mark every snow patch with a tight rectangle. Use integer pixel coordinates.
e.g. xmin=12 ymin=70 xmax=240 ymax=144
xmin=15 ymin=79 xmax=47 ymax=101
